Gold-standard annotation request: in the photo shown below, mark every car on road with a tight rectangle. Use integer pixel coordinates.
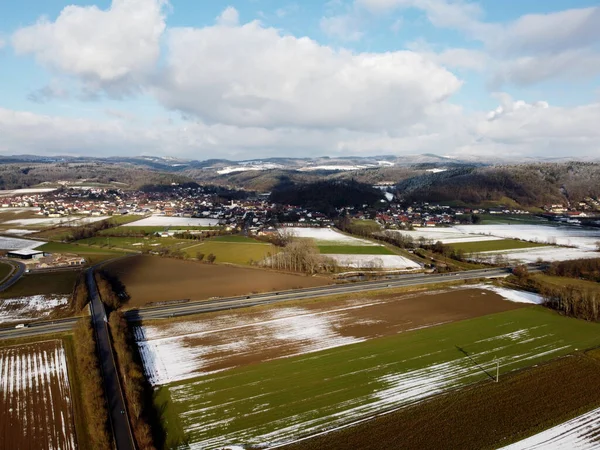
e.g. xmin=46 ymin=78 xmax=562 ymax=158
xmin=14 ymin=323 xmax=29 ymax=329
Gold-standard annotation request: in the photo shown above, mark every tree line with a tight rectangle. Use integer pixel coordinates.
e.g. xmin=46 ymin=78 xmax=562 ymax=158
xmin=73 ymin=319 xmax=112 ymax=450
xmin=260 ymin=235 xmax=338 ymax=274
xmin=109 ymin=311 xmax=160 ymax=450
xmin=547 ymin=258 xmax=600 ymax=283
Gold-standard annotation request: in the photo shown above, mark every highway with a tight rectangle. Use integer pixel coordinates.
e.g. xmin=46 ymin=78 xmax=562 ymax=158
xmin=0 ymin=267 xmax=512 ymax=340
xmin=125 ymin=267 xmax=511 ymax=320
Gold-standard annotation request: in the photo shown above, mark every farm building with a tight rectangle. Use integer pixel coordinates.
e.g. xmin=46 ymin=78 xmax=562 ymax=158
xmin=7 ymin=249 xmax=45 ymax=260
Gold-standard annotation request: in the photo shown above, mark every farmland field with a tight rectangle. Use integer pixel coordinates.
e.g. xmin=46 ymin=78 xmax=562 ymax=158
xmin=37 ymin=241 xmax=126 ymax=265
xmin=0 ymin=262 xmax=12 ymax=282
xmin=74 ymin=235 xmax=192 ymax=252
xmin=0 ymin=271 xmax=78 ymax=299
xmin=448 ymin=239 xmax=547 ymax=253
xmin=286 ymin=352 xmax=600 ymax=450
xmin=104 ymin=255 xmax=332 ymax=307
xmin=136 ymin=286 xmax=523 ymax=384
xmin=317 ymin=245 xmax=394 ymax=255
xmin=502 ymin=405 xmax=600 ymax=449
xmin=284 ymin=227 xmax=418 ymax=269
xmin=145 ymin=295 xmax=600 ymax=448
xmin=99 ymin=225 xmax=217 ymax=236
xmin=0 ymin=340 xmax=77 ymax=450
xmin=182 ymin=237 xmax=277 ymax=265
xmin=0 ymin=235 xmax=44 ymax=250
xmin=126 ymin=216 xmax=220 ymax=227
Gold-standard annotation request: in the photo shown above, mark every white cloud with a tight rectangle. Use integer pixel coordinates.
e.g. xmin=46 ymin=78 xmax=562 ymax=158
xmin=155 ymin=15 xmax=461 ymax=131
xmin=11 ymin=0 xmax=167 ymax=94
xmin=0 ymin=38 xmax=5 ymax=49
xmin=492 ymin=49 xmax=600 ymax=87
xmin=216 ymin=6 xmax=240 ymax=26
xmin=1 ymin=94 xmax=599 ymax=161
xmin=275 ymin=4 xmax=300 ymax=18
xmin=320 ymin=14 xmax=364 ymax=41
xmin=489 ymin=7 xmax=600 ymax=56
xmin=357 ymin=0 xmax=485 ymax=33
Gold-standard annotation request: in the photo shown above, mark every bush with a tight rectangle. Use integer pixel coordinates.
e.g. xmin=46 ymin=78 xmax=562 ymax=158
xmin=95 ymin=271 xmax=129 ymax=310
xmin=71 ymin=272 xmax=89 ymax=312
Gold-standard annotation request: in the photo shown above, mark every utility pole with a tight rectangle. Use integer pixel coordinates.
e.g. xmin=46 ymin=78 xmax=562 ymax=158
xmin=495 ymin=358 xmax=500 ymax=383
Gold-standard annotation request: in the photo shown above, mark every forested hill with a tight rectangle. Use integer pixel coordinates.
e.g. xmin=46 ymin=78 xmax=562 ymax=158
xmin=270 ymin=180 xmax=385 ymax=213
xmin=396 ymin=162 xmax=600 ymax=207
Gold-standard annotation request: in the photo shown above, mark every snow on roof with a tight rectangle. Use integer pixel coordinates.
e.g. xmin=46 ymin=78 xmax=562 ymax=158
xmin=7 ymin=248 xmax=45 ymax=256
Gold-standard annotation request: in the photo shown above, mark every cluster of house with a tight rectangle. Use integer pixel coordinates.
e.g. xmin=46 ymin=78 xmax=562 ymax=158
xmin=372 ymin=204 xmax=527 ymax=228
xmin=3 ymin=187 xmax=599 ymax=233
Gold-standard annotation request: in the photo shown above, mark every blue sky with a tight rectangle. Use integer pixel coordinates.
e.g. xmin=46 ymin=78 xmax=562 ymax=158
xmin=0 ymin=0 xmax=599 ymax=160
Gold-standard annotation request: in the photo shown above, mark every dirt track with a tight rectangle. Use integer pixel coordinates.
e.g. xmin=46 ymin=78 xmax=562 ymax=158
xmin=105 ymin=255 xmax=332 ymax=307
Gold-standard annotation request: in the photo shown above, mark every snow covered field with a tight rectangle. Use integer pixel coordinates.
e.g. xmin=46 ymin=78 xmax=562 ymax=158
xmin=2 ymin=229 xmax=37 ymax=235
xmin=136 ymin=304 xmax=368 ymax=385
xmin=474 ymin=246 xmax=600 ymax=264
xmin=469 ymin=284 xmax=543 ymax=304
xmin=0 ymin=188 xmax=56 ymax=196
xmin=0 ymin=236 xmax=44 ymax=250
xmin=391 ymin=228 xmax=504 ymax=244
xmin=500 ymin=406 xmax=600 ymax=449
xmin=283 ymin=227 xmax=377 ymax=245
xmin=0 ymin=340 xmax=77 ymax=450
xmin=126 ymin=216 xmax=220 ymax=227
xmin=0 ymin=295 xmax=69 ymax=324
xmin=393 ymin=224 xmax=600 ymax=250
xmin=327 ymin=254 xmax=421 ymax=269
xmin=162 ymin=316 xmax=575 ymax=449
xmin=454 ymin=224 xmax=600 ymax=251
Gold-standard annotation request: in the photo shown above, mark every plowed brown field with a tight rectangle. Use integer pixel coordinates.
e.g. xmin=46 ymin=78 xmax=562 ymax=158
xmin=0 ymin=340 xmax=77 ymax=450
xmin=105 ymin=255 xmax=332 ymax=307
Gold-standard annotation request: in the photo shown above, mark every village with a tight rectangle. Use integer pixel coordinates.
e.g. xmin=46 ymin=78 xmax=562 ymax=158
xmin=1 ymin=185 xmax=599 ymax=236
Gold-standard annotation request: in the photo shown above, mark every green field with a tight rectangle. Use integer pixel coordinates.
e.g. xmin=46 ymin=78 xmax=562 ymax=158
xmin=317 ymin=245 xmax=394 ymax=255
xmin=448 ymin=239 xmax=547 ymax=253
xmin=75 ymin=236 xmax=191 ymax=252
xmin=0 ymin=271 xmax=79 ymax=299
xmin=154 ymin=307 xmax=600 ymax=448
xmin=0 ymin=262 xmax=13 ymax=282
xmin=37 ymin=242 xmax=126 ymax=264
xmin=182 ymin=237 xmax=277 ymax=265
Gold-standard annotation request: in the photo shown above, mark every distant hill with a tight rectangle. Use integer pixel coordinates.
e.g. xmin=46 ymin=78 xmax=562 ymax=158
xmin=397 ymin=162 xmax=600 ymax=207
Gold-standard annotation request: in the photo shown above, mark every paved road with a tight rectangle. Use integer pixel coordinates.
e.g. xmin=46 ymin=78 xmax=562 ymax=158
xmin=0 ymin=267 xmax=515 ymax=339
xmin=125 ymin=267 xmax=512 ymax=321
xmin=0 ymin=260 xmax=26 ymax=293
xmin=86 ymin=269 xmax=136 ymax=450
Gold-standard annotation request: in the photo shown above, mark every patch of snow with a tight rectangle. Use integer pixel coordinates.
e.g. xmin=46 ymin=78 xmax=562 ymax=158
xmin=390 ymin=228 xmax=504 ymax=244
xmin=217 ymin=163 xmax=283 ymax=175
xmin=0 ymin=188 xmax=56 ymax=195
xmin=0 ymin=295 xmax=69 ymax=324
xmin=125 ymin=216 xmax=220 ymax=227
xmin=470 ymin=284 xmax=544 ymax=305
xmin=454 ymin=224 xmax=600 ymax=251
xmin=327 ymin=254 xmax=421 ymax=269
xmin=2 ymin=229 xmax=37 ymax=235
xmin=282 ymin=227 xmax=377 ymax=245
xmin=298 ymin=165 xmax=374 ymax=171
xmin=474 ymin=246 xmax=600 ymax=264
xmin=425 ymin=168 xmax=447 ymax=173
xmin=499 ymin=406 xmax=600 ymax=449
xmin=0 ymin=236 xmax=45 ymax=250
